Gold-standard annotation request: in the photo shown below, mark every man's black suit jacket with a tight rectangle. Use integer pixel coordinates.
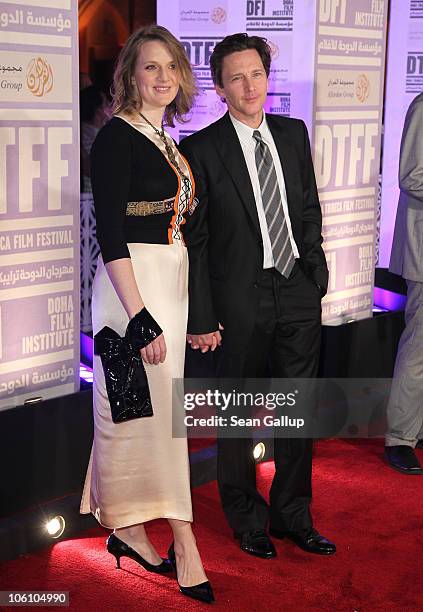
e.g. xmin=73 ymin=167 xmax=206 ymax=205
xmin=180 ymin=111 xmax=328 ymax=353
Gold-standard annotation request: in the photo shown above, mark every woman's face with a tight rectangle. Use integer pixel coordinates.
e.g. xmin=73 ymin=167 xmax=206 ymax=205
xmin=133 ymin=40 xmax=180 ymax=113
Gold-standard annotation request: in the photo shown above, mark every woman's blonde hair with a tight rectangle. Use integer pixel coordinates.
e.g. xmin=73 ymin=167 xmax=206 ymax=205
xmin=112 ymin=25 xmax=197 ymax=127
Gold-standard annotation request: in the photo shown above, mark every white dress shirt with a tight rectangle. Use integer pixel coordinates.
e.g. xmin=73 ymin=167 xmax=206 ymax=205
xmin=230 ymin=112 xmax=299 ymax=269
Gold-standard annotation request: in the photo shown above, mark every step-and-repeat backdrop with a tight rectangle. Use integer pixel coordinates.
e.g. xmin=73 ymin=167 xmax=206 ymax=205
xmin=379 ymin=0 xmax=423 ymax=267
xmin=158 ymin=0 xmax=317 ymax=140
xmin=158 ymin=0 xmax=388 ymax=324
xmin=312 ymin=0 xmax=387 ymax=323
xmin=0 ymin=0 xmax=80 ymax=410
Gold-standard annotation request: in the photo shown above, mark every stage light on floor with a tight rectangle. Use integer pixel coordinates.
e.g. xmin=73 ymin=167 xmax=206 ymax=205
xmin=46 ymin=516 xmax=66 ymax=538
xmin=253 ymin=442 xmax=266 ymax=462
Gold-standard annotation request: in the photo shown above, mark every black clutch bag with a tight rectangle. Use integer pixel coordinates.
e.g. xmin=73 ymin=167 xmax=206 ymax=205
xmin=94 ymin=325 xmax=153 ymax=423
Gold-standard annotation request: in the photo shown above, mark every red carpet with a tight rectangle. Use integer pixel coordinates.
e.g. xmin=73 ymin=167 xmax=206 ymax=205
xmin=1 ymin=439 xmax=422 ymax=611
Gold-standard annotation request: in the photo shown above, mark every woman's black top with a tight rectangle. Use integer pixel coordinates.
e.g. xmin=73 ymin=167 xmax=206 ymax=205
xmin=90 ymin=116 xmax=193 ymax=264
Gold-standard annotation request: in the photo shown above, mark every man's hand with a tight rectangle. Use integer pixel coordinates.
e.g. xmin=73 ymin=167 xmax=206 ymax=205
xmin=187 ymin=330 xmax=222 ymax=352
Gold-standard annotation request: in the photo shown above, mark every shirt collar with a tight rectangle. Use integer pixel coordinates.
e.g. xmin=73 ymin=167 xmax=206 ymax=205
xmin=229 ymin=111 xmax=269 ymax=145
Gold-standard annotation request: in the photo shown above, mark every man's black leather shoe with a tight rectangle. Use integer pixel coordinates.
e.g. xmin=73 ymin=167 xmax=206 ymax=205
xmin=269 ymin=527 xmax=336 ymax=555
xmin=235 ymin=530 xmax=276 ymax=559
xmin=384 ymin=445 xmax=423 ymax=474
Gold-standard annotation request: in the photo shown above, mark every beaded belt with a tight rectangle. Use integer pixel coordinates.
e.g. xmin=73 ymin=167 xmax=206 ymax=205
xmin=126 ymin=197 xmax=175 ymax=216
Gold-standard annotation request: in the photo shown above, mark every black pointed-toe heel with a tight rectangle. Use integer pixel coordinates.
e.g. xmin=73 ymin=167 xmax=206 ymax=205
xmin=106 ymin=533 xmax=173 ymax=574
xmin=168 ymin=542 xmax=215 ymax=604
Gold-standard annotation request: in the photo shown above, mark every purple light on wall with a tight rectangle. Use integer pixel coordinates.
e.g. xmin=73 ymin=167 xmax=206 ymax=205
xmin=373 ymin=287 xmax=407 ymax=312
xmin=80 ymin=332 xmax=93 ymax=368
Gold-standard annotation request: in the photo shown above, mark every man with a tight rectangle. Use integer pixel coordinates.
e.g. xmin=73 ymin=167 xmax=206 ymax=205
xmin=180 ymin=34 xmax=336 ymax=558
xmin=384 ymin=92 xmax=423 ymax=475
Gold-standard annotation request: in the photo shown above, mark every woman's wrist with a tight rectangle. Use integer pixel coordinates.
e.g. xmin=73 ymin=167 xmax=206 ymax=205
xmin=127 ymin=303 xmax=145 ymax=319
xmin=126 ymin=307 xmax=162 ymax=350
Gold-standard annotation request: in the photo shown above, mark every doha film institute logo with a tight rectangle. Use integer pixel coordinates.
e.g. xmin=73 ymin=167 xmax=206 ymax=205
xmin=26 ymin=57 xmax=53 ymax=97
xmin=211 ymin=6 xmax=226 ymax=24
xmin=355 ymin=73 xmax=370 ymax=103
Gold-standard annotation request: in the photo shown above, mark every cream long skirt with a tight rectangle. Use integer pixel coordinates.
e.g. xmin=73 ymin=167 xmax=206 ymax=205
xmin=80 ymin=242 xmax=193 ymax=528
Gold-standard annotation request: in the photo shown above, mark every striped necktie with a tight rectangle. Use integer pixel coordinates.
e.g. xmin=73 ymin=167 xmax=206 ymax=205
xmin=253 ymin=130 xmax=295 ymax=278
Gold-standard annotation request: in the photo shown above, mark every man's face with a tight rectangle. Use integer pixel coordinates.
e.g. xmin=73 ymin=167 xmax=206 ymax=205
xmin=215 ymin=48 xmax=268 ymax=126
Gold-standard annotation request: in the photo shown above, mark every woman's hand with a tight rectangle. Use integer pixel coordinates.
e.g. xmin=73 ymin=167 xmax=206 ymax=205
xmin=140 ymin=333 xmax=167 ymax=365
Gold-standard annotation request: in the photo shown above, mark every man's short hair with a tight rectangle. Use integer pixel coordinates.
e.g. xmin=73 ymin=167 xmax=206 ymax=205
xmin=210 ymin=33 xmax=272 ymax=87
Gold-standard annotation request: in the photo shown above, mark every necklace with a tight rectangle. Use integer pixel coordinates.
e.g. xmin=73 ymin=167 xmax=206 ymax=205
xmin=139 ymin=112 xmax=190 ymax=189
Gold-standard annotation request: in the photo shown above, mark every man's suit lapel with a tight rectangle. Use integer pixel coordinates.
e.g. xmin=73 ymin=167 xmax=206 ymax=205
xmin=216 ymin=113 xmax=260 ymax=235
xmin=266 ymin=114 xmax=298 ymax=219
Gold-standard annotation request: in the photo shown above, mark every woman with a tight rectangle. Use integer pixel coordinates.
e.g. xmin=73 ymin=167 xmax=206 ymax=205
xmin=80 ymin=25 xmax=214 ymax=604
